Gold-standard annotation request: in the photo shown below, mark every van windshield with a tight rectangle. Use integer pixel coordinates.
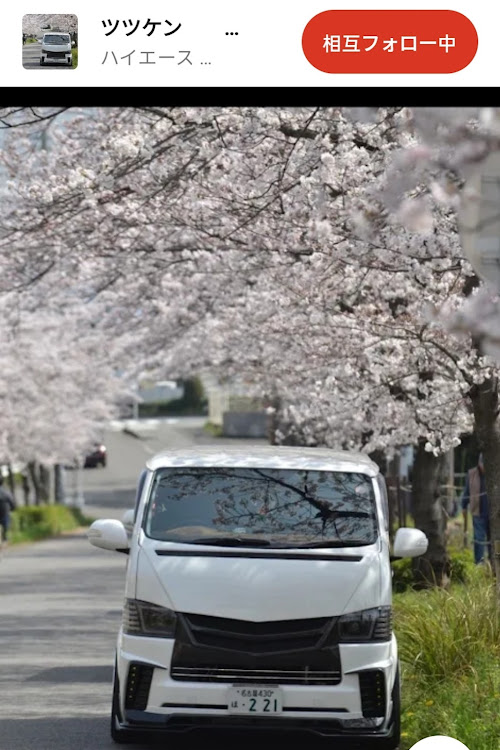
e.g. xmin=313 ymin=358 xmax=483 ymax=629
xmin=44 ymin=35 xmax=69 ymax=44
xmin=144 ymin=467 xmax=377 ymax=547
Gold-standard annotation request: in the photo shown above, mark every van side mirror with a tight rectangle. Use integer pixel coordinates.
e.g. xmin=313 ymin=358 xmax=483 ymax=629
xmin=87 ymin=519 xmax=129 ymax=554
xmin=392 ymin=527 xmax=428 ymax=559
xmin=122 ymin=509 xmax=135 ymax=534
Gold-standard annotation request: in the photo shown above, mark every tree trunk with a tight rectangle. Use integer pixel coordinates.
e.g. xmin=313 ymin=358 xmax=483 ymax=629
xmin=6 ymin=464 xmax=16 ymax=504
xmin=410 ymin=439 xmax=450 ymax=587
xmin=39 ymin=463 xmax=52 ymax=503
xmin=27 ymin=461 xmax=50 ymax=504
xmin=21 ymin=472 xmax=30 ymax=506
xmin=27 ymin=461 xmax=41 ymax=504
xmin=469 ymin=375 xmax=500 ymax=592
xmin=54 ymin=464 xmax=66 ymax=504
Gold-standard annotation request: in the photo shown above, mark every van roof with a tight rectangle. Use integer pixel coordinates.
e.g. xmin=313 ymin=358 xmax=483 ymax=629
xmin=146 ymin=445 xmax=379 ymax=477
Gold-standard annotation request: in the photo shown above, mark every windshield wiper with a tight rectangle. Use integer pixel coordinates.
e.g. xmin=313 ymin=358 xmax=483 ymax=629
xmin=184 ymin=536 xmax=272 ymax=547
xmin=294 ymin=540 xmax=372 ymax=548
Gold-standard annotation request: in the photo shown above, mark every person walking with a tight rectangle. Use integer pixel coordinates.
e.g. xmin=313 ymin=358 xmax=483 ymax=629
xmin=462 ymin=453 xmax=492 ymax=564
xmin=0 ymin=474 xmax=16 ymax=547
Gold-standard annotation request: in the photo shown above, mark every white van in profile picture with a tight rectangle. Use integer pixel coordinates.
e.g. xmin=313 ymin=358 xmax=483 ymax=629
xmin=40 ymin=32 xmax=72 ymax=66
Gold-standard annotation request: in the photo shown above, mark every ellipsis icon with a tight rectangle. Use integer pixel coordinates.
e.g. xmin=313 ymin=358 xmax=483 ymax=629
xmin=302 ymin=10 xmax=478 ymax=74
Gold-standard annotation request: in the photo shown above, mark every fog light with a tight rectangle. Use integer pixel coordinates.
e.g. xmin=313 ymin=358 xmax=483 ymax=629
xmin=341 ymin=717 xmax=385 ymax=729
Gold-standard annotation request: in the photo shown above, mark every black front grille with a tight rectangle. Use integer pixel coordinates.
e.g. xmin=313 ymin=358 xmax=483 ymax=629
xmin=47 ymin=51 xmax=67 ymax=58
xmin=171 ymin=613 xmax=341 ymax=686
xmin=183 ymin=613 xmax=332 ymax=653
xmin=125 ymin=662 xmax=154 ymax=711
xmin=359 ymin=670 xmax=386 ymax=718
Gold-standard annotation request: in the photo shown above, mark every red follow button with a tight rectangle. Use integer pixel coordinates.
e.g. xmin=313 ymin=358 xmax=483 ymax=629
xmin=302 ymin=10 xmax=478 ymax=73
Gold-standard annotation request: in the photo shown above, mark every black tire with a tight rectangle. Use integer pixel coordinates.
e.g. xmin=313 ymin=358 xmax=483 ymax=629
xmin=39 ymin=60 xmax=44 ymax=66
xmin=111 ymin=664 xmax=139 ymax=744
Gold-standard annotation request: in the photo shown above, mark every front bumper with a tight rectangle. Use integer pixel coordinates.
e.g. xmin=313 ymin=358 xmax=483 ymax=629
xmin=116 ymin=632 xmax=398 ymax=740
xmin=118 ymin=709 xmax=397 ymax=743
xmin=40 ymin=53 xmax=71 ymax=64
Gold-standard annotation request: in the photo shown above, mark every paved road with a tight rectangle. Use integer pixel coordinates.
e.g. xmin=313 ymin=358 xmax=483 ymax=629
xmin=1 ymin=419 xmax=273 ymax=750
xmin=0 ymin=535 xmax=131 ymax=749
xmin=22 ymin=42 xmax=72 ymax=70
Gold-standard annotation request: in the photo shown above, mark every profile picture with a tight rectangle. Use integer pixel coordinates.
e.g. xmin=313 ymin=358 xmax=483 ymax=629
xmin=22 ymin=14 xmax=78 ymax=69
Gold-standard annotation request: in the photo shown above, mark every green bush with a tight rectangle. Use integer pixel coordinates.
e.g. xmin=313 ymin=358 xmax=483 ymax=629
xmin=9 ymin=505 xmax=90 ymax=544
xmin=391 ymin=557 xmax=415 ymax=592
xmin=392 ymin=548 xmax=475 ymax=592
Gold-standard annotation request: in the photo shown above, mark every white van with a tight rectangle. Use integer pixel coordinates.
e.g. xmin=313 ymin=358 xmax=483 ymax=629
xmin=88 ymin=446 xmax=428 ymax=746
xmin=40 ymin=33 xmax=72 ymax=66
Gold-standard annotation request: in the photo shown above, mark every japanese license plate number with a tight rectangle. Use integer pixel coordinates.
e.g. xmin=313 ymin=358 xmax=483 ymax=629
xmin=228 ymin=686 xmax=283 ymax=714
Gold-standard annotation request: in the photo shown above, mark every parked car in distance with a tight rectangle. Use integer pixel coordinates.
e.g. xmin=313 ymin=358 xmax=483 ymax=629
xmin=84 ymin=443 xmax=107 ymax=468
xmin=40 ymin=32 xmax=72 ymax=66
xmin=88 ymin=445 xmax=428 ymax=747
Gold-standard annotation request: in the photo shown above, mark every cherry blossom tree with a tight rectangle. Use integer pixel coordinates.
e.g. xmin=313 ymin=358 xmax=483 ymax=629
xmin=154 ymin=233 xmax=482 ymax=584
xmin=22 ymin=15 xmax=77 ymax=34
xmin=2 ymin=106 xmax=500 ymax=584
xmin=0 ymin=280 xmax=133 ymax=506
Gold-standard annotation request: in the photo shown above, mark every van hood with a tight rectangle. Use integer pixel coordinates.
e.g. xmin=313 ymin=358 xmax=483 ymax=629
xmin=136 ymin=539 xmax=384 ymax=621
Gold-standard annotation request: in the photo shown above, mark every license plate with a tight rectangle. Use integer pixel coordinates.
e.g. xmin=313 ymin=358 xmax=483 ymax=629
xmin=228 ymin=686 xmax=283 ymax=714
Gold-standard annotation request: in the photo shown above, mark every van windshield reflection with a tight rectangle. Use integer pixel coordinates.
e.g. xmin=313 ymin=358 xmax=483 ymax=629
xmin=144 ymin=467 xmax=377 ymax=548
xmin=44 ymin=35 xmax=69 ymax=44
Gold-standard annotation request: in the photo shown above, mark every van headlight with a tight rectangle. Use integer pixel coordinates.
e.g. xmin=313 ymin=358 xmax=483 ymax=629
xmin=338 ymin=606 xmax=392 ymax=642
xmin=123 ymin=599 xmax=177 ymax=637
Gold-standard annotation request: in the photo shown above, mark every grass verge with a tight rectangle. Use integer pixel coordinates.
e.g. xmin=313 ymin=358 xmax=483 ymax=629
xmin=71 ymin=48 xmax=78 ymax=68
xmin=203 ymin=420 xmax=223 ymax=437
xmin=395 ymin=564 xmax=500 ymax=749
xmin=9 ymin=504 xmax=92 ymax=544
